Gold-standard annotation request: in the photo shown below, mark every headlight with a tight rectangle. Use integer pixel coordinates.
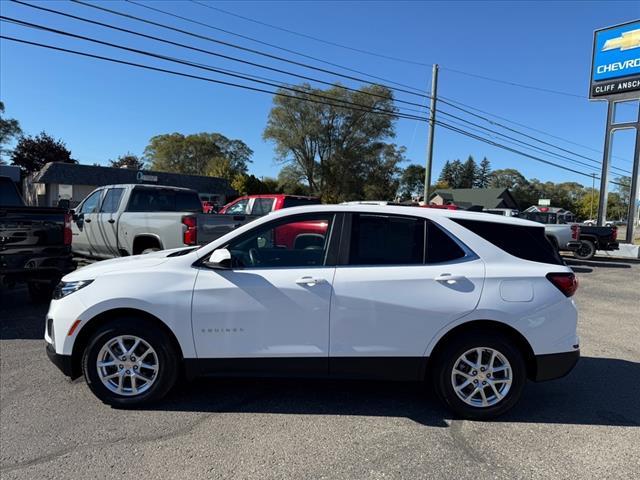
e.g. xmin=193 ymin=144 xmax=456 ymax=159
xmin=52 ymin=280 xmax=94 ymax=300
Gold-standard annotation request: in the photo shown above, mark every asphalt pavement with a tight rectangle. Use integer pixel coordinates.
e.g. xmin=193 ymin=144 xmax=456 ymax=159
xmin=1 ymin=257 xmax=639 ymax=479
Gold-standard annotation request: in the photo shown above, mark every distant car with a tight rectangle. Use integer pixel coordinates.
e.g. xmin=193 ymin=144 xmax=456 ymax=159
xmin=0 ymin=176 xmax=75 ymax=302
xmin=218 ymin=194 xmax=320 ymax=215
xmin=71 ymin=184 xmax=203 ymax=259
xmin=47 ymin=205 xmax=579 ymax=420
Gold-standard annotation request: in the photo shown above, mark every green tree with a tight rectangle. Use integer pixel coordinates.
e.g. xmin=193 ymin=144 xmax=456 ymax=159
xmin=474 ymin=157 xmax=491 ymax=188
xmin=11 ymin=131 xmax=76 ymax=174
xmin=277 ymin=164 xmax=311 ymax=195
xmin=144 ymin=132 xmax=252 ymax=179
xmin=459 ymin=155 xmax=477 ymax=188
xmin=398 ymin=164 xmax=426 ymax=200
xmin=0 ymin=101 xmax=22 ymax=164
xmin=231 ymin=173 xmax=267 ymax=195
xmin=263 ymin=83 xmax=401 ymax=201
xmin=109 ymin=153 xmax=145 ymax=170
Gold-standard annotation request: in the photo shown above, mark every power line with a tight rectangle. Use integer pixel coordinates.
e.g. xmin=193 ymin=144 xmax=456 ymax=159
xmin=69 ymin=0 xmax=428 ymax=100
xmin=10 ymin=1 xmax=426 ymax=115
xmin=9 ymin=5 xmax=630 ymax=177
xmin=120 ymin=0 xmax=425 ymax=94
xmin=189 ymin=0 xmax=433 ymax=68
xmin=439 ymin=94 xmax=635 ymax=166
xmin=191 ymin=0 xmax=595 ymax=101
xmin=1 ymin=17 xmax=426 ymax=122
xmin=59 ymin=0 xmax=628 ymax=173
xmin=0 ymin=33 xmax=626 ymax=188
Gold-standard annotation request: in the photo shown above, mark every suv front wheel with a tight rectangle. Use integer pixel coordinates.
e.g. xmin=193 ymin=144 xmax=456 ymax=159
xmin=432 ymin=332 xmax=526 ymax=420
xmin=82 ymin=319 xmax=179 ymax=407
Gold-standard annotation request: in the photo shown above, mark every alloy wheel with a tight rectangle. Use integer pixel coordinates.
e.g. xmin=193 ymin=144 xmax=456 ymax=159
xmin=96 ymin=335 xmax=159 ymax=396
xmin=450 ymin=347 xmax=512 ymax=408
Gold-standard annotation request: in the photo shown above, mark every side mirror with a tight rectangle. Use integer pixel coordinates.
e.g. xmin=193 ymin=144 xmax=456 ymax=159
xmin=205 ymin=248 xmax=232 ymax=269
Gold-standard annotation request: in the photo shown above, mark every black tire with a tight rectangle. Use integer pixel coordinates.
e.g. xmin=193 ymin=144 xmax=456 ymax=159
xmin=573 ymin=240 xmax=596 ymax=260
xmin=431 ymin=331 xmax=526 ymax=420
xmin=82 ymin=318 xmax=179 ymax=407
xmin=27 ymin=281 xmax=54 ymax=303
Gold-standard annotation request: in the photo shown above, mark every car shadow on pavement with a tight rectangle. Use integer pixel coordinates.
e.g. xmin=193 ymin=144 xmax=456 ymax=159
xmin=150 ymin=356 xmax=639 ymax=428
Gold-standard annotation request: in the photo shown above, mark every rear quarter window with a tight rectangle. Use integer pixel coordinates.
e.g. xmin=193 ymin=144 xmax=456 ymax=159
xmin=452 ymin=218 xmax=563 ymax=265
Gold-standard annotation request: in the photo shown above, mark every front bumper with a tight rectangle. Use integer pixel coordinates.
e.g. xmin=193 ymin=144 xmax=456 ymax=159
xmin=533 ymin=349 xmax=579 ymax=382
xmin=46 ymin=343 xmax=74 ymax=377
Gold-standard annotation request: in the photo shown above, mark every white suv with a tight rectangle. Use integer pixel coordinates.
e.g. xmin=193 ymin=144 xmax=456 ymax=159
xmin=46 ymin=205 xmax=579 ymax=419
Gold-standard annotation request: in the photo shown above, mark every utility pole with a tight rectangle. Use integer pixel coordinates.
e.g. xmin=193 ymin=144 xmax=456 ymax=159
xmin=590 ymin=173 xmax=595 ymax=220
xmin=424 ymin=64 xmax=439 ymax=204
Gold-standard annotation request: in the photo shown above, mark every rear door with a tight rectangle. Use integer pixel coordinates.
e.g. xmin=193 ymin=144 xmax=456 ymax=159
xmin=329 ymin=213 xmax=485 ymax=380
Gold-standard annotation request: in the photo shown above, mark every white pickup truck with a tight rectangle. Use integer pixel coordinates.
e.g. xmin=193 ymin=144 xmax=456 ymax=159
xmin=71 ymin=184 xmax=202 ymax=259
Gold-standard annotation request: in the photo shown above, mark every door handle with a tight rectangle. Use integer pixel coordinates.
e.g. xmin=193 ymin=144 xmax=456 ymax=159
xmin=295 ymin=276 xmax=326 ymax=286
xmin=84 ymin=218 xmax=92 ymax=223
xmin=435 ymin=273 xmax=465 ymax=284
xmin=108 ymin=219 xmax=115 ymax=224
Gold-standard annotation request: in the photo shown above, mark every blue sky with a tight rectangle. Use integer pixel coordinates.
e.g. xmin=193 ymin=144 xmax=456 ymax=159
xmin=1 ymin=0 xmax=638 ymax=187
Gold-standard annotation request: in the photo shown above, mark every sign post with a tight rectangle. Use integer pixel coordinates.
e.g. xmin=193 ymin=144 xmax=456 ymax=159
xmin=590 ymin=20 xmax=640 ymax=243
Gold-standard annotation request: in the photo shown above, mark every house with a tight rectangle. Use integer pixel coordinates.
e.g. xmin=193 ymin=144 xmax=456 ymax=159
xmin=429 ymin=188 xmax=518 ymax=210
xmin=23 ymin=162 xmax=235 ymax=208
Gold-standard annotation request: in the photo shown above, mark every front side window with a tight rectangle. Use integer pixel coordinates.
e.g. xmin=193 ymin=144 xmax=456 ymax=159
xmin=225 ymin=199 xmax=249 ymax=215
xmin=348 ymin=214 xmax=425 ymax=265
xmin=227 ymin=214 xmax=333 ymax=268
xmin=251 ymin=198 xmax=275 ymax=215
xmin=79 ymin=190 xmax=102 ymax=214
xmin=100 ymin=188 xmax=124 ymax=213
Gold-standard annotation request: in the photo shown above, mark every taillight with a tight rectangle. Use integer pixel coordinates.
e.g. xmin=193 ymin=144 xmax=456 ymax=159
xmin=612 ymin=226 xmax=617 ymax=241
xmin=546 ymin=272 xmax=578 ymax=297
xmin=182 ymin=215 xmax=197 ymax=245
xmin=570 ymin=224 xmax=580 ymax=240
xmin=63 ymin=213 xmax=72 ymax=246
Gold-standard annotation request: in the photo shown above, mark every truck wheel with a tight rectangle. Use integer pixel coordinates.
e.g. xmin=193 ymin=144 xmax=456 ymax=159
xmin=431 ymin=332 xmax=526 ymax=420
xmin=82 ymin=319 xmax=179 ymax=407
xmin=574 ymin=240 xmax=596 ymax=260
xmin=27 ymin=282 xmax=54 ymax=303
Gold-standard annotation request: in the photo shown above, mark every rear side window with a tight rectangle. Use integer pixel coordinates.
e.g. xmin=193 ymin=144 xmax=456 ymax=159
xmin=452 ymin=218 xmax=563 ymax=265
xmin=251 ymin=198 xmax=275 ymax=215
xmin=127 ymin=188 xmax=201 ymax=212
xmin=282 ymin=197 xmax=321 ymax=208
xmin=348 ymin=214 xmax=425 ymax=265
xmin=426 ymin=221 xmax=466 ymax=263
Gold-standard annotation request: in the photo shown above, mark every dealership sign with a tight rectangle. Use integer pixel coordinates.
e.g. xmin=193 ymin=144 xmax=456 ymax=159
xmin=590 ymin=20 xmax=640 ymax=98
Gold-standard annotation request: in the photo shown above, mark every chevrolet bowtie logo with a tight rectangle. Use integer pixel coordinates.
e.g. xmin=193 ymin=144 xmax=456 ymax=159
xmin=602 ymin=28 xmax=640 ymax=52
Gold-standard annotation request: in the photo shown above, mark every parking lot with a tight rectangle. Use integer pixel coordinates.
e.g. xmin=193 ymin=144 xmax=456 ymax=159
xmin=1 ymin=257 xmax=638 ymax=480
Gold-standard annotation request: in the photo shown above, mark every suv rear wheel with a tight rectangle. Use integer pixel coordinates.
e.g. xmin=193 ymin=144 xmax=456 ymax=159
xmin=82 ymin=319 xmax=179 ymax=407
xmin=432 ymin=332 xmax=526 ymax=420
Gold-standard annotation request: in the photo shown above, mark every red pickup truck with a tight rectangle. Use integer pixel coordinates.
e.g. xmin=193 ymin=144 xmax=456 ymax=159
xmin=218 ymin=194 xmax=320 ymax=215
xmin=196 ymin=194 xmax=322 ymax=245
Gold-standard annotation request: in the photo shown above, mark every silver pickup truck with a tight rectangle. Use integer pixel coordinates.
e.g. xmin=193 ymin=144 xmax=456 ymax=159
xmin=518 ymin=211 xmax=581 ymax=253
xmin=71 ymin=184 xmax=205 ymax=259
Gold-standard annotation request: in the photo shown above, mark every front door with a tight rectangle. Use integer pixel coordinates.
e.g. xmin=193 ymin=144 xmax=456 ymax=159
xmin=191 ymin=212 xmax=339 ymax=376
xmin=329 ymin=213 xmax=485 ymax=380
xmin=71 ymin=189 xmax=102 ymax=257
xmin=95 ymin=187 xmax=124 ymax=258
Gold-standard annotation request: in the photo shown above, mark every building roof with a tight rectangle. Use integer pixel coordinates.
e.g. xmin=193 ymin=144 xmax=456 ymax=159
xmin=429 ymin=188 xmax=518 ymax=209
xmin=31 ymin=162 xmax=234 ymax=194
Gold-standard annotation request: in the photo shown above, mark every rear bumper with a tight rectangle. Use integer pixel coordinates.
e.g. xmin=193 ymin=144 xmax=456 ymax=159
xmin=533 ymin=349 xmax=579 ymax=382
xmin=46 ymin=343 xmax=74 ymax=377
xmin=602 ymin=242 xmax=619 ymax=251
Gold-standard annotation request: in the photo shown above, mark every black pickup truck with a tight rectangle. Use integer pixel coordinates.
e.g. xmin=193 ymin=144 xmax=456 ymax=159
xmin=0 ymin=176 xmax=75 ymax=302
xmin=574 ymin=224 xmax=619 ymax=260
